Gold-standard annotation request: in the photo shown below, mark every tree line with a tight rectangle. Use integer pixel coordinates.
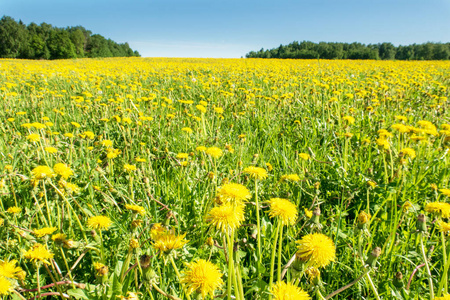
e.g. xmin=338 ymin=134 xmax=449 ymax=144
xmin=0 ymin=16 xmax=140 ymax=59
xmin=245 ymin=41 xmax=450 ymax=60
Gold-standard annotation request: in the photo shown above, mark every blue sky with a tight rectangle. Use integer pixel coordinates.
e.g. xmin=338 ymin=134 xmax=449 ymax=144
xmin=2 ymin=0 xmax=450 ymax=58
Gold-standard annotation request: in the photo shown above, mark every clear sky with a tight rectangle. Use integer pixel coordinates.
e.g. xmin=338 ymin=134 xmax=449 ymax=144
xmin=2 ymin=0 xmax=450 ymax=58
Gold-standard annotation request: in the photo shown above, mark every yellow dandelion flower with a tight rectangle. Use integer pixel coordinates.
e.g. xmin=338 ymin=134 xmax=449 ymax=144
xmin=298 ymin=153 xmax=311 ymax=161
xmin=196 ymin=104 xmax=207 ymax=113
xmin=296 ymin=233 xmax=336 ymax=268
xmin=44 ymin=147 xmax=58 ymax=154
xmin=280 ymin=174 xmax=301 ymax=182
xmin=31 ymin=165 xmax=55 ymax=180
xmin=152 ymin=231 xmax=188 ymax=254
xmin=0 ymin=276 xmax=12 ymax=296
xmin=425 ymin=202 xmax=450 ymax=218
xmin=434 ymin=295 xmax=450 ymax=300
xmin=150 ymin=223 xmax=167 ymax=240
xmin=87 ymin=216 xmax=112 ymax=230
xmin=305 ymin=267 xmax=321 ymax=284
xmin=182 ymin=127 xmax=193 ymax=134
xmin=206 ymin=147 xmax=223 ymax=159
xmin=440 ymin=189 xmax=450 ymax=196
xmin=71 ymin=122 xmax=81 ymax=128
xmin=181 ymin=259 xmax=224 ymax=298
xmin=33 ymin=227 xmax=57 ymax=238
xmin=64 ymin=133 xmax=74 ymax=138
xmin=52 ymin=233 xmax=67 ymax=243
xmin=343 ymin=116 xmax=355 ymax=125
xmin=83 ymin=131 xmax=95 ymax=139
xmin=124 ymin=164 xmax=137 ymax=172
xmin=23 ymin=243 xmax=54 ymax=265
xmin=93 ymin=262 xmax=109 ymax=277
xmin=270 ymin=281 xmax=311 ymax=300
xmin=101 ymin=140 xmax=113 ymax=147
xmin=376 ymin=137 xmax=390 ymax=149
xmin=400 ymin=148 xmax=416 ymax=159
xmin=0 ymin=260 xmax=23 ymax=279
xmin=304 ymin=208 xmax=313 ymax=219
xmin=243 ymin=166 xmax=268 ymax=180
xmin=176 ymin=153 xmax=189 ymax=159
xmin=53 ymin=163 xmax=73 ymax=179
xmin=268 ymin=198 xmax=298 ymax=226
xmin=357 ymin=211 xmax=371 ymax=225
xmin=217 ymin=183 xmax=251 ymax=204
xmin=196 ymin=146 xmax=207 ymax=152
xmin=207 ymin=203 xmax=245 ymax=233
xmin=7 ymin=206 xmax=21 ymax=214
xmin=125 ymin=204 xmax=146 ymax=216
xmin=438 ymin=221 xmax=450 ymax=235
xmin=26 ymin=133 xmax=40 ymax=142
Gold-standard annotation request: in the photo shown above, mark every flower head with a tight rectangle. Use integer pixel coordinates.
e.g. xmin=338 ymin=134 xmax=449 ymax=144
xmin=280 ymin=174 xmax=301 ymax=182
xmin=87 ymin=216 xmax=112 ymax=230
xmin=400 ymin=148 xmax=416 ymax=159
xmin=53 ymin=163 xmax=73 ymax=179
xmin=152 ymin=231 xmax=188 ymax=254
xmin=23 ymin=243 xmax=54 ymax=265
xmin=0 ymin=276 xmax=12 ymax=296
xmin=27 ymin=133 xmax=40 ymax=142
xmin=33 ymin=227 xmax=57 ymax=238
xmin=440 ymin=189 xmax=450 ymax=196
xmin=206 ymin=147 xmax=223 ymax=159
xmin=31 ymin=166 xmax=55 ymax=180
xmin=125 ymin=204 xmax=146 ymax=216
xmin=439 ymin=221 xmax=450 ymax=235
xmin=7 ymin=206 xmax=21 ymax=214
xmin=243 ymin=166 xmax=268 ymax=180
xmin=270 ymin=281 xmax=311 ymax=300
xmin=298 ymin=153 xmax=311 ymax=161
xmin=217 ymin=183 xmax=251 ymax=204
xmin=181 ymin=259 xmax=224 ymax=298
xmin=124 ymin=164 xmax=137 ymax=172
xmin=268 ymin=198 xmax=298 ymax=226
xmin=425 ymin=202 xmax=450 ymax=218
xmin=0 ymin=260 xmax=24 ymax=279
xmin=296 ymin=233 xmax=336 ymax=268
xmin=207 ymin=203 xmax=245 ymax=233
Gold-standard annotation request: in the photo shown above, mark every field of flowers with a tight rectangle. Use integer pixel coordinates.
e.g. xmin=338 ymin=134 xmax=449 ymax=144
xmin=0 ymin=57 xmax=449 ymax=300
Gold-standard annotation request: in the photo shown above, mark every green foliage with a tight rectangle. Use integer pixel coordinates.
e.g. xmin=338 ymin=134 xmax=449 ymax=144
xmin=246 ymin=40 xmax=450 ymax=60
xmin=0 ymin=15 xmax=140 ymax=60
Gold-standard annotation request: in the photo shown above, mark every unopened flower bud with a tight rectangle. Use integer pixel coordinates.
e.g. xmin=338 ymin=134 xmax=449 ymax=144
xmin=365 ymin=247 xmax=381 ymax=267
xmin=393 ymin=272 xmax=404 ymax=288
xmin=416 ymin=214 xmax=427 ymax=233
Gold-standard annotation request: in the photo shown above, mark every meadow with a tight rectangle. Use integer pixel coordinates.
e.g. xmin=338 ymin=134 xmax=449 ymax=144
xmin=0 ymin=57 xmax=449 ymax=300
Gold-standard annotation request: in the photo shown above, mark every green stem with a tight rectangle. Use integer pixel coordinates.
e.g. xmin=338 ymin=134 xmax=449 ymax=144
xmin=226 ymin=232 xmax=236 ymax=300
xmin=277 ymin=224 xmax=284 ymax=282
xmin=60 ymin=248 xmax=75 ymax=289
xmin=420 ymin=234 xmax=434 ymax=300
xmin=169 ymin=255 xmax=191 ymax=300
xmin=365 ymin=271 xmax=381 ymax=300
xmin=437 ymin=231 xmax=448 ymax=296
xmin=269 ymin=222 xmax=281 ymax=290
xmin=255 ymin=178 xmax=262 ymax=276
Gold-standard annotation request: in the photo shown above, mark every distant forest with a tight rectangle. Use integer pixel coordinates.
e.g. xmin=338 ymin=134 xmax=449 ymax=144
xmin=246 ymin=41 xmax=450 ymax=60
xmin=0 ymin=16 xmax=140 ymax=59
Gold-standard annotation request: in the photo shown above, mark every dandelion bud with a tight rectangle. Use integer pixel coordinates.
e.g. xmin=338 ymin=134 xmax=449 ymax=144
xmin=130 ymin=238 xmax=140 ymax=249
xmin=365 ymin=247 xmax=381 ymax=267
xmin=357 ymin=211 xmax=371 ymax=229
xmin=314 ymin=182 xmax=320 ymax=189
xmin=63 ymin=239 xmax=76 ymax=249
xmin=311 ymin=206 xmax=321 ymax=225
xmin=393 ymin=272 xmax=404 ymax=288
xmin=207 ymin=172 xmax=215 ymax=179
xmin=206 ymin=237 xmax=214 ymax=246
xmin=416 ymin=214 xmax=427 ymax=233
xmin=140 ymin=254 xmax=152 ymax=269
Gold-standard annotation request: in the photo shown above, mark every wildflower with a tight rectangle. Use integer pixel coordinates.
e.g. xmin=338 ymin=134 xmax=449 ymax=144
xmin=268 ymin=198 xmax=298 ymax=226
xmin=7 ymin=206 xmax=21 ymax=214
xmin=298 ymin=153 xmax=310 ymax=161
xmin=60 ymin=181 xmax=80 ymax=194
xmin=400 ymin=148 xmax=416 ymax=159
xmin=64 ymin=133 xmax=74 ymax=138
xmin=87 ymin=216 xmax=112 ymax=230
xmin=135 ymin=157 xmax=146 ymax=162
xmin=0 ymin=260 xmax=23 ymax=279
xmin=440 ymin=189 xmax=450 ymax=196
xmin=304 ymin=208 xmax=313 ymax=219
xmin=26 ymin=133 xmax=40 ymax=142
xmin=196 ymin=146 xmax=207 ymax=152
xmin=101 ymin=140 xmax=113 ymax=147
xmin=93 ymin=262 xmax=109 ymax=277
xmin=376 ymin=137 xmax=390 ymax=149
xmin=270 ymin=281 xmax=311 ymax=300
xmin=117 ymin=292 xmax=140 ymax=300
xmin=53 ymin=163 xmax=73 ymax=179
xmin=367 ymin=181 xmax=377 ymax=188
xmin=0 ymin=276 xmax=12 ymax=296
xmin=33 ymin=227 xmax=57 ymax=238
xmin=23 ymin=243 xmax=54 ymax=265
xmin=196 ymin=104 xmax=206 ymax=113
xmin=217 ymin=183 xmax=251 ymax=204
xmin=31 ymin=165 xmax=55 ymax=180
xmin=181 ymin=259 xmax=224 ymax=298
xmin=176 ymin=153 xmax=189 ymax=159
xmin=438 ymin=221 xmax=450 ymax=235
xmin=296 ymin=233 xmax=336 ymax=268
xmin=152 ymin=231 xmax=188 ymax=254
xmin=206 ymin=147 xmax=223 ymax=159
xmin=243 ymin=166 xmax=268 ymax=180
xmin=124 ymin=164 xmax=137 ymax=172
xmin=280 ymin=174 xmax=301 ymax=182
xmin=130 ymin=238 xmax=140 ymax=249
xmin=44 ymin=146 xmax=58 ymax=154
xmin=83 ymin=131 xmax=95 ymax=139
xmin=434 ymin=295 xmax=450 ymax=300
xmin=425 ymin=202 xmax=450 ymax=218
xmin=125 ymin=204 xmax=146 ymax=216
xmin=52 ymin=233 xmax=67 ymax=243
xmin=402 ymin=201 xmax=413 ymax=212
xmin=106 ymin=148 xmax=121 ymax=159
xmin=266 ymin=162 xmax=273 ymax=171
xmin=343 ymin=116 xmax=355 ymax=125
xmin=357 ymin=211 xmax=371 ymax=229
xmin=71 ymin=122 xmax=81 ymax=128
xmin=181 ymin=127 xmax=193 ymax=134
xmin=150 ymin=223 xmax=166 ymax=240
xmin=305 ymin=267 xmax=321 ymax=284
xmin=207 ymin=203 xmax=245 ymax=233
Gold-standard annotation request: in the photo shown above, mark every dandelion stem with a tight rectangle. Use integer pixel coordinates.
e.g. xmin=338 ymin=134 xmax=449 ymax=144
xmin=225 ymin=232 xmax=236 ymax=300
xmin=437 ymin=231 xmax=448 ymax=296
xmin=169 ymin=255 xmax=191 ymax=300
xmin=269 ymin=221 xmax=281 ymax=290
xmin=420 ymin=234 xmax=434 ymax=299
xmin=255 ymin=178 xmax=262 ymax=276
xmin=277 ymin=224 xmax=284 ymax=282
